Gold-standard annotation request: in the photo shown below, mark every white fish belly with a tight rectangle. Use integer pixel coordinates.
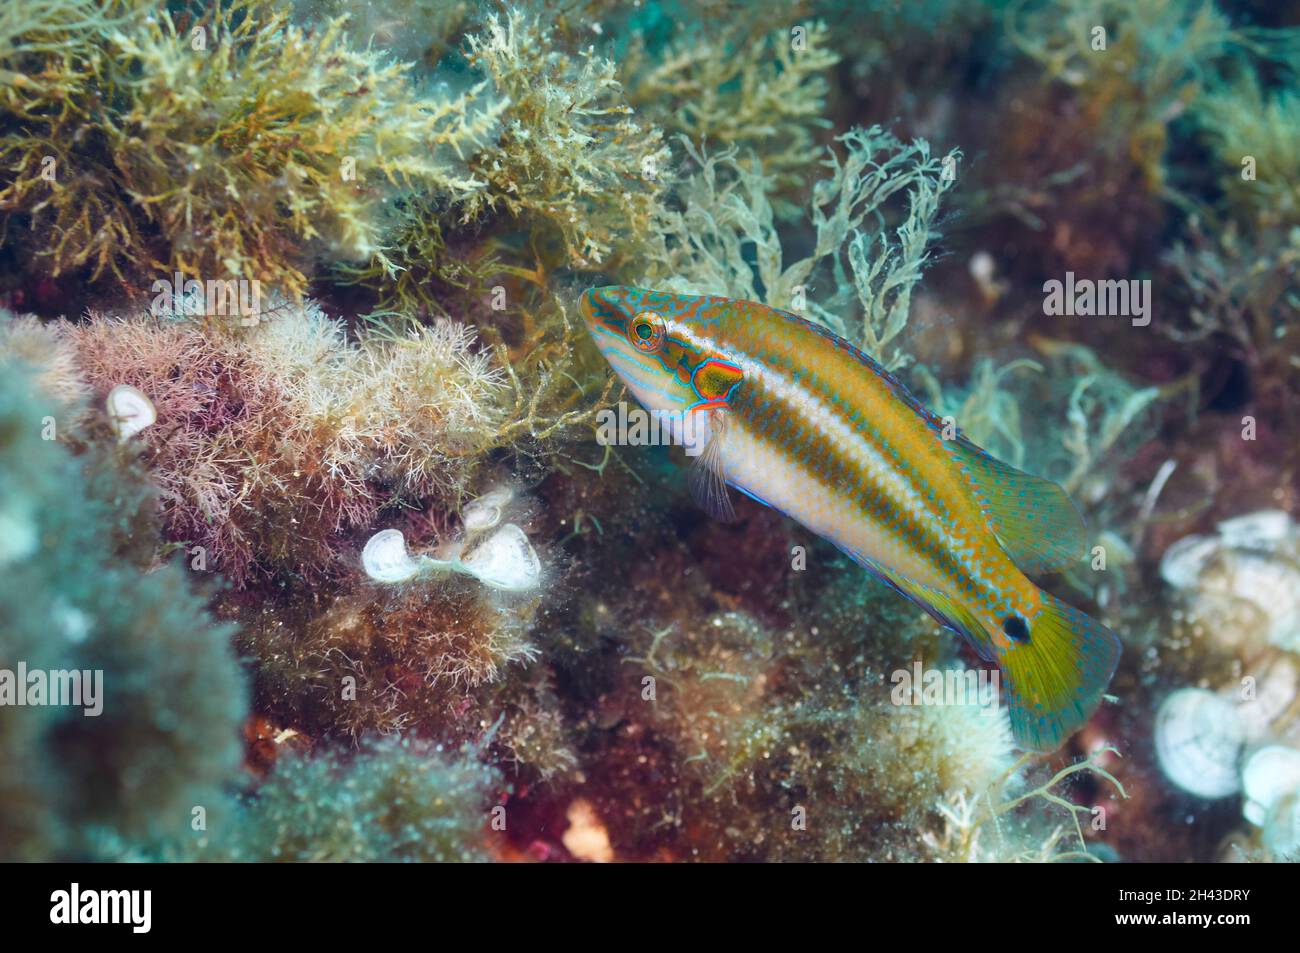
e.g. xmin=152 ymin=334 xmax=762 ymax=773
xmin=720 ymin=424 xmax=946 ymax=589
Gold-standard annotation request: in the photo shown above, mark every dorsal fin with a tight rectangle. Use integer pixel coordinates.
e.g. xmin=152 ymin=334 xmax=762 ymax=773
xmin=943 ymin=435 xmax=1086 ymax=575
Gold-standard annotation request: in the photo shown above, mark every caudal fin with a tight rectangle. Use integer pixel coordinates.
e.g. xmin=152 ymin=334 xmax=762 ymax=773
xmin=996 ymin=591 xmax=1121 ymax=751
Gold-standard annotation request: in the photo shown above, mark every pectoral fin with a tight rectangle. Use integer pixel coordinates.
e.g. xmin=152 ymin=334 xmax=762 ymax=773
xmin=688 ymin=406 xmax=736 ymax=522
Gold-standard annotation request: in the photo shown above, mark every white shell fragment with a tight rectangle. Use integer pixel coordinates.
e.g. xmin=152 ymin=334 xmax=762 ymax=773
xmin=1242 ymin=745 xmax=1300 ymax=827
xmin=362 ymin=522 xmax=540 ymax=592
xmin=1159 ymin=510 xmax=1300 ymax=652
xmin=1154 ymin=688 xmax=1244 ymax=799
xmin=1243 ymin=560 xmax=1300 ymax=652
xmin=1158 ymin=535 xmax=1220 ymax=590
xmin=1218 ymin=510 xmax=1295 ymax=548
xmin=460 ymin=523 xmax=541 ymax=591
xmin=106 ymin=384 xmax=156 ymax=442
xmin=461 ymin=486 xmax=514 ymax=535
xmin=361 ymin=529 xmax=428 ymax=584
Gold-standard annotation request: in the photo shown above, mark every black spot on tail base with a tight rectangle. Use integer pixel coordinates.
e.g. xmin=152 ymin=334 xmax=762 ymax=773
xmin=1004 ymin=615 xmax=1030 ymax=644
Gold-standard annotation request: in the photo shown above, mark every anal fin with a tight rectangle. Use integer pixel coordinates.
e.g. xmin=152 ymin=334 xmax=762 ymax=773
xmin=837 ymin=545 xmax=994 ymax=660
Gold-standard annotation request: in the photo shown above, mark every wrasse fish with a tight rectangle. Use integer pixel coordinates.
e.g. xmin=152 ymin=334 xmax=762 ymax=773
xmin=580 ymin=286 xmax=1121 ymax=751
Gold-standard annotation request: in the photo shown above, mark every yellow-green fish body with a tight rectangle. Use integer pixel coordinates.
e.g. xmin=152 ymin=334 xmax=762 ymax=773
xmin=581 ymin=286 xmax=1121 ymax=751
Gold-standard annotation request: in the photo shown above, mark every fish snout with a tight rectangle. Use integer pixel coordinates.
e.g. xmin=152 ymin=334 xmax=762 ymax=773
xmin=579 ymin=286 xmax=627 ymax=330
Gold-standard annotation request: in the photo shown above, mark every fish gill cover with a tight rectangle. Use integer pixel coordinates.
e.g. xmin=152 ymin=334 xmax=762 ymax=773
xmin=0 ymin=0 xmax=1296 ymax=868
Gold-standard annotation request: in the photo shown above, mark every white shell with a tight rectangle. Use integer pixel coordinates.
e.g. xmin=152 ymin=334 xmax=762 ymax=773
xmin=1217 ymin=510 xmax=1294 ymax=548
xmin=1228 ymin=556 xmax=1300 ymax=653
xmin=1235 ymin=658 xmax=1299 ymax=741
xmin=106 ymin=384 xmax=156 ymax=442
xmin=1159 ymin=511 xmax=1300 ymax=652
xmin=361 ymin=529 xmax=424 ymax=584
xmin=1262 ymin=791 xmax=1300 ymax=859
xmin=1154 ymin=688 xmax=1243 ymax=799
xmin=1158 ymin=535 xmax=1218 ymax=590
xmin=968 ymin=251 xmax=995 ymax=283
xmin=461 ymin=486 xmax=514 ymax=535
xmin=1242 ymin=745 xmax=1300 ymax=827
xmin=460 ymin=523 xmax=540 ymax=591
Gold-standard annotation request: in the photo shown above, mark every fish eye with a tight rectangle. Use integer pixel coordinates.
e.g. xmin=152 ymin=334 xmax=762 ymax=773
xmin=628 ymin=311 xmax=666 ymax=353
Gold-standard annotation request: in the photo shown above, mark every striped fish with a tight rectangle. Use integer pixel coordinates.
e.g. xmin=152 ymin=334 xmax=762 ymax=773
xmin=580 ymin=285 xmax=1121 ymax=751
